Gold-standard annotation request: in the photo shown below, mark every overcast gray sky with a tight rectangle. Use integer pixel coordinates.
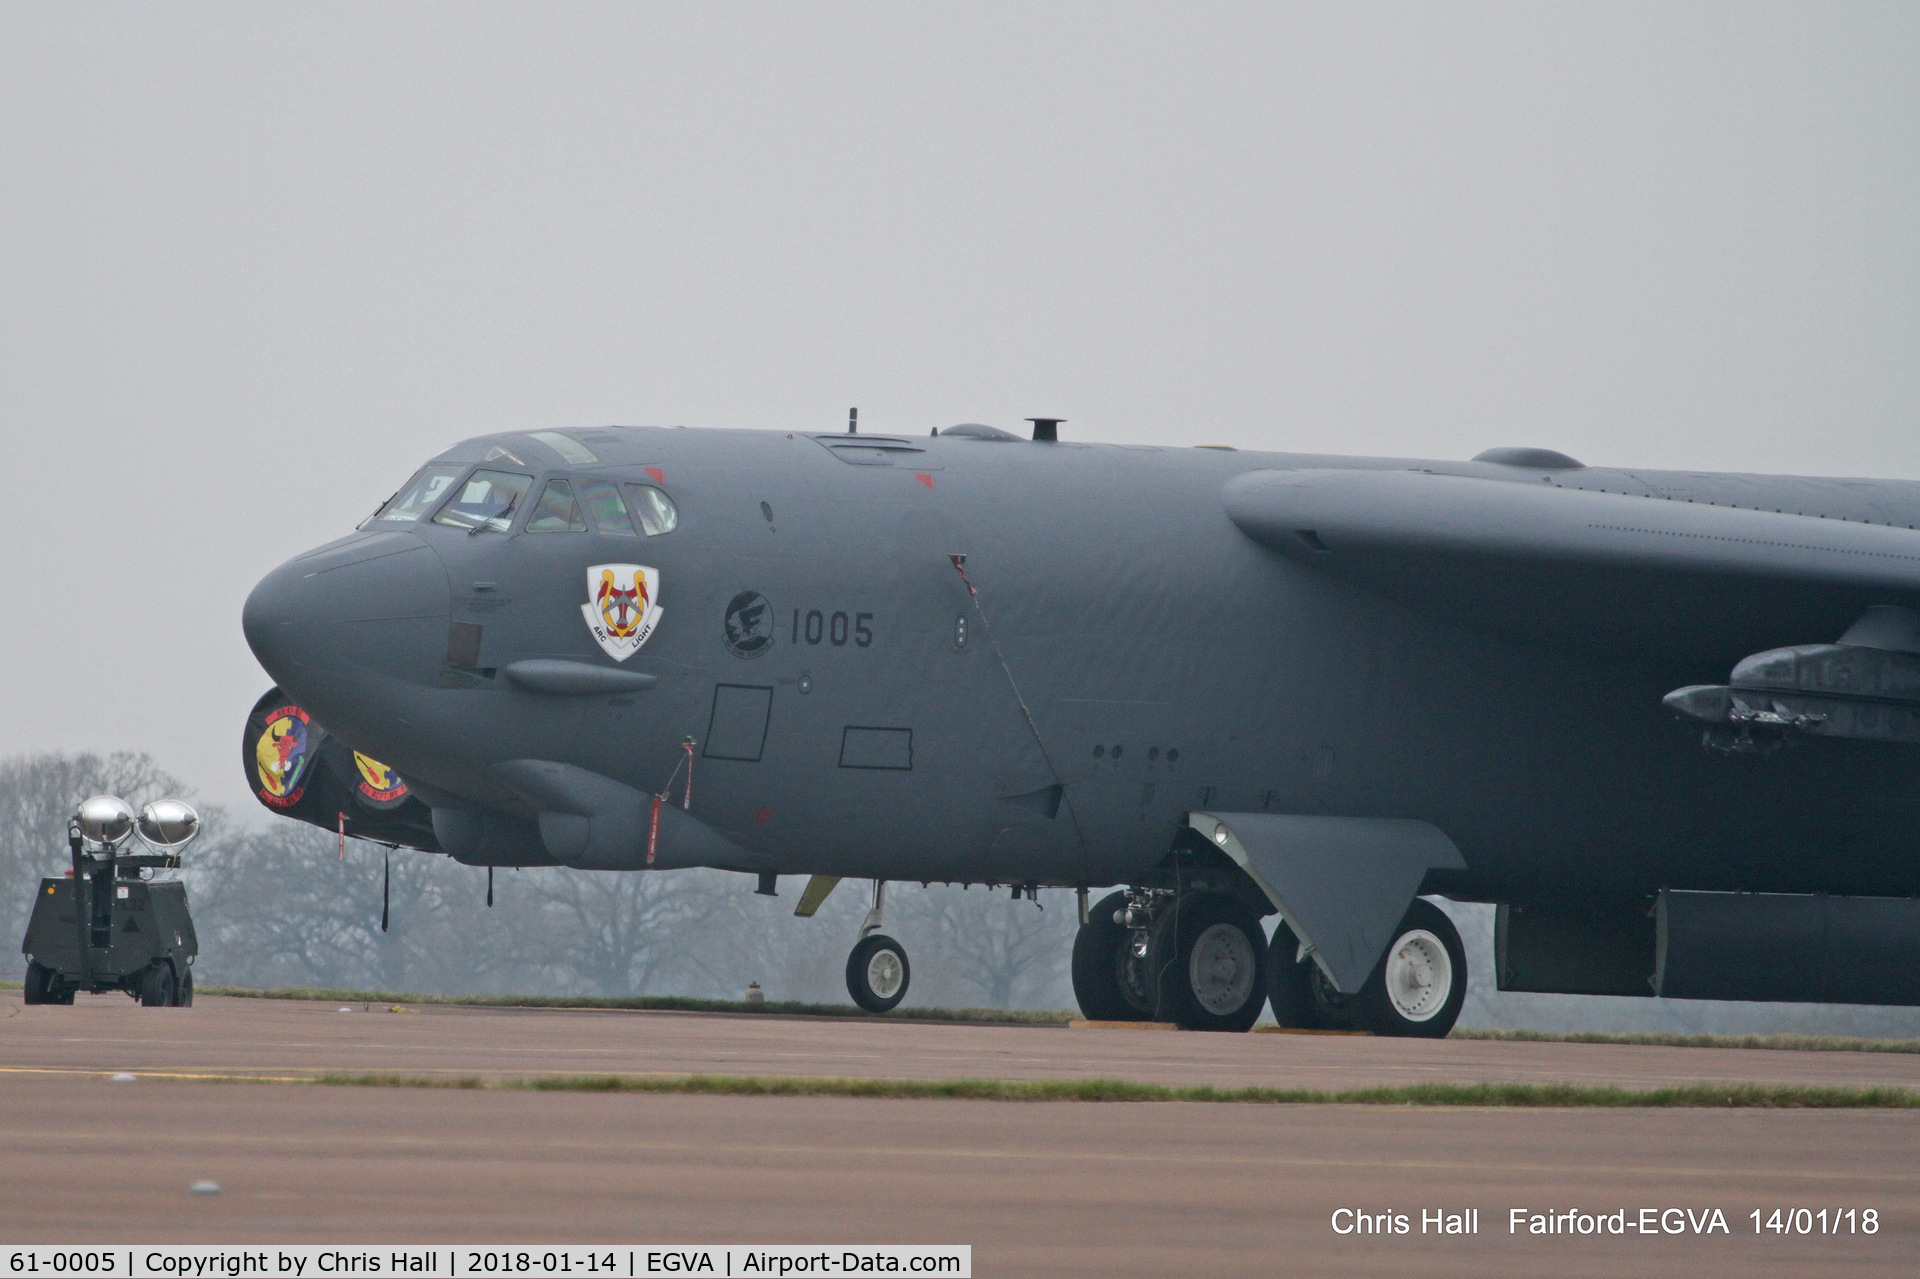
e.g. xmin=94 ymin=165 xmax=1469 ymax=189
xmin=3 ymin=3 xmax=1917 ymax=818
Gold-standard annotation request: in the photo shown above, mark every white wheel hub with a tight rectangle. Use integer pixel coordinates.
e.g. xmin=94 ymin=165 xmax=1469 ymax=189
xmin=1188 ymin=922 xmax=1257 ymax=1015
xmin=1382 ymin=928 xmax=1452 ymax=1022
xmin=865 ymin=948 xmax=905 ymax=1000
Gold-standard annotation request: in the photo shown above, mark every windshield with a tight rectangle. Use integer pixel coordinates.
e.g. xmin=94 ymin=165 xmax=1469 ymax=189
xmin=627 ymin=483 xmax=679 ymax=536
xmin=433 ymin=469 xmax=533 ymax=533
xmin=525 ymin=478 xmax=589 ymax=533
xmin=577 ymin=478 xmax=636 ymax=536
xmin=363 ymin=465 xmax=463 ymax=527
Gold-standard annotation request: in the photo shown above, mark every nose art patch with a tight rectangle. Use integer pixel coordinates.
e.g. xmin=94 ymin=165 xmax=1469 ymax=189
xmin=724 ymin=592 xmax=774 ymax=659
xmin=582 ymin=564 xmax=664 ymax=661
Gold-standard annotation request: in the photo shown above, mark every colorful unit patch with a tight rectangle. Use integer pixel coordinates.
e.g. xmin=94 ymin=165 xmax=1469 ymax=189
xmin=581 ymin=563 xmax=663 ymax=661
xmin=255 ymin=705 xmax=312 ymax=808
xmin=353 ymin=751 xmax=409 ymax=806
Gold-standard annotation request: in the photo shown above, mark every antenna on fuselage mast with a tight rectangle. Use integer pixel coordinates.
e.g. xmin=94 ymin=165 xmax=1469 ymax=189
xmin=848 ymin=407 xmax=858 ymax=434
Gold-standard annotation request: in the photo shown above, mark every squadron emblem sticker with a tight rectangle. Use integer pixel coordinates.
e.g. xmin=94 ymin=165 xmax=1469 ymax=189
xmin=724 ymin=591 xmax=774 ymax=659
xmin=582 ymin=563 xmax=663 ymax=661
xmin=254 ymin=705 xmax=313 ymax=808
xmin=352 ymin=751 xmax=410 ymax=808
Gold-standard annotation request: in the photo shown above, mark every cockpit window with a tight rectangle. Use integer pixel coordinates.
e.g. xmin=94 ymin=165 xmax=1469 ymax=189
xmin=433 ymin=469 xmax=532 ymax=533
xmin=363 ymin=465 xmax=463 ymax=527
xmin=525 ymin=479 xmax=589 ymax=533
xmin=626 ymin=483 xmax=679 ymax=536
xmin=577 ymin=478 xmax=636 ymax=536
xmin=527 ymin=431 xmax=598 ymax=465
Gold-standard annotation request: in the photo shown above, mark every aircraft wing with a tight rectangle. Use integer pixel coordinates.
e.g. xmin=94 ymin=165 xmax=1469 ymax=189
xmin=1224 ymin=468 xmax=1920 ymax=667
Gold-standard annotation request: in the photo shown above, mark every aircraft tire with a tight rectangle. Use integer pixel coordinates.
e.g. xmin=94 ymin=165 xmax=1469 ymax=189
xmin=1354 ymin=899 xmax=1466 ymax=1038
xmin=1265 ymin=920 xmax=1353 ymax=1029
xmin=176 ymin=965 xmax=194 ymax=1008
xmin=1070 ymin=891 xmax=1156 ymax=1020
xmin=1151 ymin=893 xmax=1269 ymax=1032
xmin=846 ymin=934 xmax=910 ymax=1013
xmin=137 ymin=961 xmax=178 ymax=1009
xmin=23 ymin=960 xmax=53 ymax=1005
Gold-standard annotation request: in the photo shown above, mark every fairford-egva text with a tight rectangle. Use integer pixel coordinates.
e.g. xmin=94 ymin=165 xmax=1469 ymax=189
xmin=1330 ymin=1209 xmax=1479 ymax=1235
xmin=1510 ymin=1208 xmax=1731 ymax=1234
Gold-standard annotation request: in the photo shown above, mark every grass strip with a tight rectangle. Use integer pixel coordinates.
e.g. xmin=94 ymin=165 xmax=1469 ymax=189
xmin=1453 ymin=1028 xmax=1920 ymax=1055
xmin=302 ymin=1071 xmax=1920 ymax=1109
xmin=197 ymin=985 xmax=1072 ymax=1026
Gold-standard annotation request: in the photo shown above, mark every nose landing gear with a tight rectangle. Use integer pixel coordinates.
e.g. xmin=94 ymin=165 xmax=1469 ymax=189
xmin=844 ymin=880 xmax=912 ymax=1013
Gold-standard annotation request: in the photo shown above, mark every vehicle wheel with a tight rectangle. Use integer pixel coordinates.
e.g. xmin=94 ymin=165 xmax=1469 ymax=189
xmin=1152 ymin=893 xmax=1269 ymax=1032
xmin=1070 ymin=891 xmax=1156 ymax=1020
xmin=845 ymin=934 xmax=910 ymax=1013
xmin=138 ymin=962 xmax=177 ymax=1008
xmin=23 ymin=961 xmax=52 ymax=1005
xmin=1354 ymin=899 xmax=1467 ymax=1038
xmin=1266 ymin=919 xmax=1356 ymax=1029
xmin=174 ymin=965 xmax=194 ymax=1008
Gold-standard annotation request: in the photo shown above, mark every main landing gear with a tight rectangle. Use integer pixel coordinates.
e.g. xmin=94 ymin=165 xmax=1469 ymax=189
xmin=1267 ymin=898 xmax=1466 ymax=1037
xmin=845 ymin=880 xmax=911 ymax=1013
xmin=1072 ymin=890 xmax=1467 ymax=1036
xmin=1070 ymin=888 xmax=1269 ymax=1031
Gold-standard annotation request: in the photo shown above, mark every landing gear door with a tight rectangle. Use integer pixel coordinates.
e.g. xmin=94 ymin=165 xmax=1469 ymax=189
xmin=1192 ymin=811 xmax=1466 ymax=994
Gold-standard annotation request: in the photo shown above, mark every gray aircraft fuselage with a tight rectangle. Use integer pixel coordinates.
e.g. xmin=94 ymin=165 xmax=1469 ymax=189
xmin=242 ymin=426 xmax=1920 ymax=906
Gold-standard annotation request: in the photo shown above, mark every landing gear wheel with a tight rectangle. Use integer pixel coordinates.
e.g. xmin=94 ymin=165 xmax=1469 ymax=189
xmin=1355 ymin=899 xmax=1467 ymax=1038
xmin=137 ymin=961 xmax=177 ymax=1008
xmin=1070 ymin=891 xmax=1155 ymax=1020
xmin=1152 ymin=894 xmax=1269 ymax=1032
xmin=175 ymin=965 xmax=193 ymax=1008
xmin=846 ymin=934 xmax=910 ymax=1013
xmin=1265 ymin=920 xmax=1355 ymax=1029
xmin=23 ymin=960 xmax=54 ymax=1005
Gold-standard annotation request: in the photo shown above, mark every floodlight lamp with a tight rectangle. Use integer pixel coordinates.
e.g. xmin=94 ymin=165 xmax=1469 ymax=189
xmin=75 ymin=795 xmax=135 ymax=849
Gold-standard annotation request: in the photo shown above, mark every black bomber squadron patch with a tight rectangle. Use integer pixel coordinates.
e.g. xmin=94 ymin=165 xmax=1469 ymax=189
xmin=724 ymin=591 xmax=774 ymax=659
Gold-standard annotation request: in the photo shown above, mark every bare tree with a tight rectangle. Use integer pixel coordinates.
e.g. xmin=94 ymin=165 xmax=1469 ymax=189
xmin=188 ymin=826 xmax=470 ymax=992
xmin=891 ymin=886 xmax=1076 ymax=1009
xmin=513 ymin=867 xmax=729 ymax=996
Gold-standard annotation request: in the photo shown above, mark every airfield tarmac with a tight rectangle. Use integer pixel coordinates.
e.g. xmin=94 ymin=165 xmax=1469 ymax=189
xmin=2 ymin=994 xmax=1916 ymax=1276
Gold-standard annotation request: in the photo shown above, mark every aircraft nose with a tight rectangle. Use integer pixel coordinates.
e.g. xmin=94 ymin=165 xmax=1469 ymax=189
xmin=243 ymin=533 xmax=452 ymax=694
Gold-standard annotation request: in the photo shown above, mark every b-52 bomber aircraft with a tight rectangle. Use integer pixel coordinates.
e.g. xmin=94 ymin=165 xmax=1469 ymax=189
xmin=243 ymin=421 xmax=1920 ymax=1036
